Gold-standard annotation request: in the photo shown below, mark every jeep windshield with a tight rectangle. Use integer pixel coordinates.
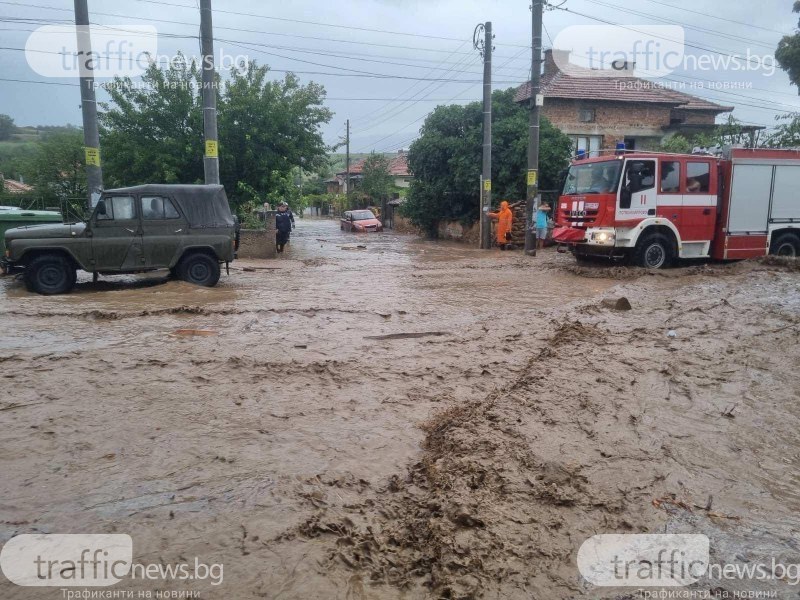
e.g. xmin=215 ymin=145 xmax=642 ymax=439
xmin=562 ymin=160 xmax=623 ymax=195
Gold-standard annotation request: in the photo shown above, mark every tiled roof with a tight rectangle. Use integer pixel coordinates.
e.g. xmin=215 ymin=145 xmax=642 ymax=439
xmin=388 ymin=153 xmax=410 ymax=176
xmin=515 ymin=71 xmax=732 ymax=113
xmin=337 ymin=153 xmax=411 ymax=177
xmin=2 ymin=178 xmax=33 ymax=194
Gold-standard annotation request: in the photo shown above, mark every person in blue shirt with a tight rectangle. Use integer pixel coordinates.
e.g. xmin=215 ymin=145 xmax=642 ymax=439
xmin=535 ymin=202 xmax=551 ymax=250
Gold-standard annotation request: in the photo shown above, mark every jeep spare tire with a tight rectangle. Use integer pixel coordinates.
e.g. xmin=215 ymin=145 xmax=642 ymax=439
xmin=178 ymin=253 xmax=221 ymax=287
xmin=24 ymin=254 xmax=77 ymax=295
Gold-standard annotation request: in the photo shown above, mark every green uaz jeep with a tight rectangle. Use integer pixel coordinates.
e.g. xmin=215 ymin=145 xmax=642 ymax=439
xmin=2 ymin=184 xmax=237 ymax=295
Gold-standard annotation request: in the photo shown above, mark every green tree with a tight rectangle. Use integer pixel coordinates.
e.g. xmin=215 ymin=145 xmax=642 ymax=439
xmin=218 ymin=62 xmax=332 ymax=209
xmin=776 ymin=1 xmax=800 ymax=93
xmin=766 ymin=112 xmax=800 ymax=147
xmin=360 ymin=152 xmax=392 ymax=202
xmin=0 ymin=114 xmax=15 ymax=141
xmin=403 ymin=88 xmax=572 ymax=235
xmin=16 ymin=131 xmax=86 ymax=202
xmin=659 ymin=135 xmax=692 ymax=154
xmin=99 ymin=58 xmax=333 ymax=217
xmin=100 ymin=56 xmax=205 ymax=187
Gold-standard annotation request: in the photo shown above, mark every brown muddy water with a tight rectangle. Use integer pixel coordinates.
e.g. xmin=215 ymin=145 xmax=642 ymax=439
xmin=0 ymin=219 xmax=799 ymax=599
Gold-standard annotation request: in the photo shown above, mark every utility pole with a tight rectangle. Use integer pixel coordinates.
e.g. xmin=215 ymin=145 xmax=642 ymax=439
xmin=525 ymin=0 xmax=544 ymax=256
xmin=475 ymin=22 xmax=493 ymax=250
xmin=345 ymin=119 xmax=350 ymax=204
xmin=200 ymin=0 xmax=220 ymax=185
xmin=74 ymin=0 xmax=103 ymax=210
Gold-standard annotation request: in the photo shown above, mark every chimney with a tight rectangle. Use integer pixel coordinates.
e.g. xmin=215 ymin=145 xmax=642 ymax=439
xmin=544 ymin=49 xmax=570 ymax=77
xmin=610 ymin=59 xmax=636 ymax=75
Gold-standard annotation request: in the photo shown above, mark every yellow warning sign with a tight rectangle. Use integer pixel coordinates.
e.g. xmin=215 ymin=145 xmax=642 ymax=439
xmin=527 ymin=170 xmax=538 ymax=187
xmin=205 ymin=140 xmax=219 ymax=158
xmin=483 ymin=179 xmax=491 ymax=191
xmin=85 ymin=147 xmax=101 ymax=167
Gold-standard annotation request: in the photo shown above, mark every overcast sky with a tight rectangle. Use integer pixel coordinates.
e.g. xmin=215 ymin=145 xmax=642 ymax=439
xmin=1 ymin=0 xmax=798 ymax=153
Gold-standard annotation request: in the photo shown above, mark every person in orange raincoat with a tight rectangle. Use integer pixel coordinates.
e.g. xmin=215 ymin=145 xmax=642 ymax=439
xmin=488 ymin=201 xmax=514 ymax=250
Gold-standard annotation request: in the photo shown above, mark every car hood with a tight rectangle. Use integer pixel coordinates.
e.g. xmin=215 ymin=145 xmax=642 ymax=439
xmin=354 ymin=219 xmax=381 ymax=227
xmin=5 ymin=222 xmax=86 ymax=241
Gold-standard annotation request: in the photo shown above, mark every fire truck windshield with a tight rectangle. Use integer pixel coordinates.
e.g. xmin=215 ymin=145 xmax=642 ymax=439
xmin=562 ymin=160 xmax=623 ymax=195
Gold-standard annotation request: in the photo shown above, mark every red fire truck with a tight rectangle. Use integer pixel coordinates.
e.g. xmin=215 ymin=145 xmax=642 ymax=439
xmin=552 ymin=148 xmax=800 ymax=268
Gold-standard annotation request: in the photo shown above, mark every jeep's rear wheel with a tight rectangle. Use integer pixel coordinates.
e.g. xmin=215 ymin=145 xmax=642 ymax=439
xmin=24 ymin=254 xmax=76 ymax=295
xmin=177 ymin=253 xmax=220 ymax=287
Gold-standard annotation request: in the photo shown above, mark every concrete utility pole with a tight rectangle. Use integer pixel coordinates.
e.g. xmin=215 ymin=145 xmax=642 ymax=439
xmin=525 ymin=0 xmax=544 ymax=256
xmin=475 ymin=22 xmax=493 ymax=250
xmin=200 ymin=0 xmax=220 ymax=185
xmin=74 ymin=0 xmax=103 ymax=210
xmin=345 ymin=119 xmax=350 ymax=201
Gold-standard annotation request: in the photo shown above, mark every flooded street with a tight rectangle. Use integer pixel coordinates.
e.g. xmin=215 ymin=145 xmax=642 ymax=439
xmin=1 ymin=219 xmax=799 ymax=599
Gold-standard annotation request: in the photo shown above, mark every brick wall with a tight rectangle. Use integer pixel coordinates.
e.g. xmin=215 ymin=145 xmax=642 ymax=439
xmin=543 ymin=98 xmax=672 ymax=148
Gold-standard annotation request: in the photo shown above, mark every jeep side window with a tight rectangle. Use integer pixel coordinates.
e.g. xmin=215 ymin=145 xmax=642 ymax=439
xmin=140 ymin=196 xmax=181 ymax=220
xmin=97 ymin=196 xmax=135 ymax=221
xmin=164 ymin=199 xmax=180 ymax=219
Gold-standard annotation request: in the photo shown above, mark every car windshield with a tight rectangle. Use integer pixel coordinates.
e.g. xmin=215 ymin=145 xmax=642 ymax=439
xmin=351 ymin=211 xmax=375 ymax=220
xmin=562 ymin=160 xmax=623 ymax=195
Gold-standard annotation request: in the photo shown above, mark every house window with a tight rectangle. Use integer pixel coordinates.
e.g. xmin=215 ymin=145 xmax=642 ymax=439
xmin=578 ymin=109 xmax=596 ymax=123
xmin=571 ymin=135 xmax=602 ymax=157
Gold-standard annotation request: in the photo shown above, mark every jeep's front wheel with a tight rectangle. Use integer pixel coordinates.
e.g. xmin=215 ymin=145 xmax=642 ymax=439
xmin=177 ymin=253 xmax=220 ymax=287
xmin=24 ymin=254 xmax=77 ymax=295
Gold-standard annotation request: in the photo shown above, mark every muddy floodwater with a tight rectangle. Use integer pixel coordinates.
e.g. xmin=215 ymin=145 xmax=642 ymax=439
xmin=1 ymin=219 xmax=799 ymax=599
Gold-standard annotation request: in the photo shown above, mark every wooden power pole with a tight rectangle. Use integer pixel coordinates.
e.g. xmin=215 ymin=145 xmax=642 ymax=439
xmin=475 ymin=22 xmax=493 ymax=250
xmin=200 ymin=0 xmax=220 ymax=185
xmin=345 ymin=119 xmax=350 ymax=202
xmin=525 ymin=0 xmax=544 ymax=256
xmin=74 ymin=0 xmax=103 ymax=209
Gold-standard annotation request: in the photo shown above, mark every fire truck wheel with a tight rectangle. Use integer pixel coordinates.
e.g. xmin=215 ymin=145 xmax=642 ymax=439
xmin=634 ymin=233 xmax=674 ymax=269
xmin=770 ymin=233 xmax=799 ymax=258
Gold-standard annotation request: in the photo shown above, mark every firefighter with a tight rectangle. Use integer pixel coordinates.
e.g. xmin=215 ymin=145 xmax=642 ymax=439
xmin=488 ymin=201 xmax=514 ymax=250
xmin=276 ymin=201 xmax=295 ymax=253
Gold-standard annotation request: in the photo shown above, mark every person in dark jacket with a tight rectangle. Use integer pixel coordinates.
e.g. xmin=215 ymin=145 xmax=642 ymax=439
xmin=275 ymin=201 xmax=295 ymax=253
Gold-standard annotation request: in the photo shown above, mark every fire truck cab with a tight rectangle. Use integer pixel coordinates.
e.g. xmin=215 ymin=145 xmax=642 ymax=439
xmin=553 ymin=149 xmax=800 ymax=268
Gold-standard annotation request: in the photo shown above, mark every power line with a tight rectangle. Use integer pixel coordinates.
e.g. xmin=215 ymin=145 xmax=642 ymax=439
xmin=131 ymin=0 xmax=473 ymax=44
xmin=363 ymin=47 xmax=532 ymax=153
xmin=550 ymin=4 xmax=775 ymax=69
xmin=352 ymin=49 xmax=477 ymax=133
xmin=635 ymin=0 xmax=791 ymax=36
xmin=0 ymin=1 xmax=506 ymax=57
xmin=580 ymin=0 xmax=779 ymax=51
xmin=353 ymin=58 xmax=482 ymax=152
xmin=0 ymin=44 xmax=527 ymax=84
xmin=0 ymin=19 xmax=525 ymax=74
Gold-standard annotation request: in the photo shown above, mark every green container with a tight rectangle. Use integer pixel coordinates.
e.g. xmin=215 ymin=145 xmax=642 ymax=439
xmin=0 ymin=208 xmax=63 ymax=253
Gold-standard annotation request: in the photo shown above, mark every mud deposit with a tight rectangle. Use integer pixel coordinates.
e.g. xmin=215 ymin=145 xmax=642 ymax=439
xmin=1 ymin=220 xmax=799 ymax=599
